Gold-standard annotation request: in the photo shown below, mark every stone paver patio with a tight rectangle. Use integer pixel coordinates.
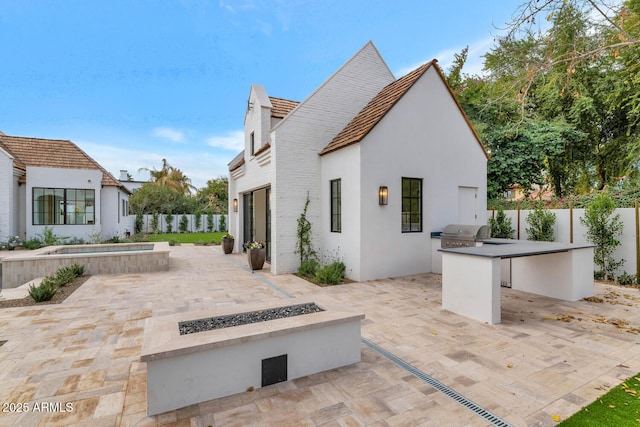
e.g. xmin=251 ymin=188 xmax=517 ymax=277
xmin=2 ymin=245 xmax=640 ymax=426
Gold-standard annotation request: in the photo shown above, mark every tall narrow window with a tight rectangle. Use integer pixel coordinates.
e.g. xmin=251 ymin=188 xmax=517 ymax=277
xmin=250 ymin=132 xmax=255 ymax=155
xmin=401 ymin=178 xmax=422 ymax=232
xmin=330 ymin=179 xmax=341 ymax=232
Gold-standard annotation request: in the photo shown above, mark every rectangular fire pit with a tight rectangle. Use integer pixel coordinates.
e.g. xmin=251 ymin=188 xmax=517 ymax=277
xmin=140 ymin=299 xmax=365 ymax=416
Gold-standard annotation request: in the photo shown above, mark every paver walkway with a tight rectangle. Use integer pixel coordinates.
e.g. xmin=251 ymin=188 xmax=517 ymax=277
xmin=2 ymin=245 xmax=640 ymax=426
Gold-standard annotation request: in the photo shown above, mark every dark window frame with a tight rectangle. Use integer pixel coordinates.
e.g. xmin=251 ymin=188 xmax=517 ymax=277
xmin=401 ymin=177 xmax=422 ymax=233
xmin=250 ymin=132 xmax=255 ymax=155
xmin=32 ymin=187 xmax=95 ymax=226
xmin=330 ymin=179 xmax=341 ymax=233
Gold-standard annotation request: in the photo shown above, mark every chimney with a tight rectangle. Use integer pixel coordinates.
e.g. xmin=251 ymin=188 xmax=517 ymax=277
xmin=119 ymin=170 xmax=129 ymax=181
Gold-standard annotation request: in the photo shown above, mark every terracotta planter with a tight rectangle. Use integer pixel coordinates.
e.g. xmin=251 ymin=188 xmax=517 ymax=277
xmin=222 ymin=238 xmax=234 ymax=254
xmin=247 ymin=248 xmax=266 ymax=270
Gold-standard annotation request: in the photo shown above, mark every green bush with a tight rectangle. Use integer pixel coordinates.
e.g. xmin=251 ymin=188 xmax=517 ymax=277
xmin=168 ymin=239 xmax=178 ymax=246
xmin=135 ymin=212 xmax=144 ymax=234
xmin=525 ymin=208 xmax=556 ymax=241
xmin=219 ymin=215 xmax=227 ymax=233
xmin=617 ymin=272 xmax=637 ymax=286
xmin=488 ymin=208 xmax=514 ymax=239
xmin=29 ymin=281 xmax=57 ymax=302
xmin=165 ymin=213 xmax=174 ymax=233
xmin=594 ymin=270 xmax=606 ymax=280
xmin=206 ymin=210 xmax=214 ymax=232
xmin=22 ymin=238 xmax=43 ymax=250
xmin=315 ymin=261 xmax=346 ymax=285
xmin=299 ymin=258 xmax=320 ymax=278
xmin=179 ymin=214 xmax=189 ymax=233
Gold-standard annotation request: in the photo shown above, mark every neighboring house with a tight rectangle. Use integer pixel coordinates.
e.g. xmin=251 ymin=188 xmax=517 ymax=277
xmin=228 ymin=41 xmax=488 ymax=281
xmin=118 ymin=169 xmax=147 ymax=193
xmin=0 ymin=134 xmax=132 ymax=243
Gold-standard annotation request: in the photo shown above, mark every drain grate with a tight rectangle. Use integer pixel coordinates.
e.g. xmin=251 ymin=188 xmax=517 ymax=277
xmin=361 ymin=338 xmax=513 ymax=427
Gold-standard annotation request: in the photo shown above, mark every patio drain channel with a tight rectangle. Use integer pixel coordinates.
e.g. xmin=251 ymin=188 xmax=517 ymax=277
xmin=361 ymin=337 xmax=513 ymax=427
xmin=223 ymin=249 xmax=511 ymax=426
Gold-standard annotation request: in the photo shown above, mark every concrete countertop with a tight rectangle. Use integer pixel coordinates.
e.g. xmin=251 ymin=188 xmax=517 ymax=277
xmin=439 ymin=239 xmax=594 ymax=259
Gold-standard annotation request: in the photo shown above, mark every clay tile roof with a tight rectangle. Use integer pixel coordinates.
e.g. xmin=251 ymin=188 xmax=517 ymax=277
xmin=0 ymin=134 xmax=130 ymax=193
xmin=320 ymin=62 xmax=434 ymax=156
xmin=269 ymin=97 xmax=299 ymax=119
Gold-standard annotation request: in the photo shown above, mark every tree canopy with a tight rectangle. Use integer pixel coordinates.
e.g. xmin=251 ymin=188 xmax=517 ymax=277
xmin=450 ymin=0 xmax=640 ymax=199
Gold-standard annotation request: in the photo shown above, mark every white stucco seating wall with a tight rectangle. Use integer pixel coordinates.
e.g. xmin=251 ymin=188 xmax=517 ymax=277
xmin=140 ymin=299 xmax=365 ymax=416
xmin=440 ymin=240 xmax=594 ymax=324
xmin=1 ymin=242 xmax=170 ymax=289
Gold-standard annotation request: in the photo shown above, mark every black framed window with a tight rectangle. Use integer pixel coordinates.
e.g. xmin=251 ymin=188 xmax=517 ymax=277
xmin=33 ymin=188 xmax=95 ymax=225
xmin=330 ymin=179 xmax=341 ymax=232
xmin=250 ymin=132 xmax=255 ymax=155
xmin=401 ymin=178 xmax=422 ymax=232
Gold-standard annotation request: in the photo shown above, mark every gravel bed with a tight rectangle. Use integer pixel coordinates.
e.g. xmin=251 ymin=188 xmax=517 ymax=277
xmin=179 ymin=302 xmax=324 ymax=335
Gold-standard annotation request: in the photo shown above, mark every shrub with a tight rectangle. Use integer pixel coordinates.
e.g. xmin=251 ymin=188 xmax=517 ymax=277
xmin=179 ymin=214 xmax=189 ymax=233
xmin=580 ymin=193 xmax=625 ymax=280
xmin=488 ymin=208 xmax=514 ymax=239
xmin=135 ymin=212 xmax=144 ymax=234
xmin=29 ymin=281 xmax=57 ymax=302
xmin=22 ymin=238 xmax=43 ymax=250
xmin=315 ymin=261 xmax=346 ymax=286
xmin=219 ymin=214 xmax=227 ymax=233
xmin=151 ymin=212 xmax=160 ymax=234
xmin=166 ymin=213 xmax=174 ymax=233
xmin=525 ymin=208 xmax=556 ymax=241
xmin=594 ymin=270 xmax=606 ymax=280
xmin=168 ymin=239 xmax=178 ymax=246
xmin=194 ymin=212 xmax=202 ymax=232
xmin=206 ymin=210 xmax=214 ymax=232
xmin=617 ymin=272 xmax=637 ymax=286
xmin=299 ymin=258 xmax=320 ymax=278
xmin=37 ymin=226 xmax=67 ymax=246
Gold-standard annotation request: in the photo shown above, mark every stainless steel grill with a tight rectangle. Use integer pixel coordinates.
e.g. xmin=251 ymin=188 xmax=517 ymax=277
xmin=441 ymin=224 xmax=490 ymax=248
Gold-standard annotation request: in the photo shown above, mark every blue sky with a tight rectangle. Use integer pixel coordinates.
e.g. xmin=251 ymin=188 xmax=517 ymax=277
xmin=0 ymin=0 xmax=519 ymax=189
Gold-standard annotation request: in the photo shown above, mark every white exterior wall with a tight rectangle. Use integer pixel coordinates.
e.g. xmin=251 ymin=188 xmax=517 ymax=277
xmin=358 ymin=67 xmax=487 ymax=280
xmin=229 ymin=87 xmax=275 ymax=255
xmin=271 ymin=42 xmax=394 ymax=274
xmin=26 ymin=166 xmax=103 ymax=241
xmin=0 ymin=150 xmax=16 ymax=240
xmin=320 ymin=144 xmax=361 ymax=279
xmin=100 ymin=186 xmax=132 ymax=240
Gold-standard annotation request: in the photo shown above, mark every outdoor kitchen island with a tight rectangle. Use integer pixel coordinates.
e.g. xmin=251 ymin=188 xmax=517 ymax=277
xmin=439 ymin=239 xmax=594 ymax=324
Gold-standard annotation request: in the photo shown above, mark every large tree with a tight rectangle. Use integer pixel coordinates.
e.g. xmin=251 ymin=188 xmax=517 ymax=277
xmin=139 ymin=158 xmax=196 ymax=195
xmin=194 ymin=177 xmax=228 ymax=214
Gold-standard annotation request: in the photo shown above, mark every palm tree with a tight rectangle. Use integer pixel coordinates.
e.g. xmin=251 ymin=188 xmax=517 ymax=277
xmin=139 ymin=159 xmax=196 ymax=195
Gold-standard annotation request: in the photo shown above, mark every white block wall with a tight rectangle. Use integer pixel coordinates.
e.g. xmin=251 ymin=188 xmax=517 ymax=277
xmin=486 ymin=207 xmax=639 ymax=278
xmin=0 ymin=151 xmax=16 ymax=240
xmin=271 ymin=41 xmax=395 ymax=274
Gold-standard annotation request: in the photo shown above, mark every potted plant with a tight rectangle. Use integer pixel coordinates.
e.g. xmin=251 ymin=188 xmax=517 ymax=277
xmin=221 ymin=234 xmax=234 ymax=254
xmin=244 ymin=241 xmax=266 ymax=270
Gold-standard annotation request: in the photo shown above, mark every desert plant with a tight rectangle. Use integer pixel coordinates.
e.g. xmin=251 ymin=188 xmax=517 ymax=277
xmin=315 ymin=261 xmax=345 ymax=285
xmin=580 ymin=193 xmax=625 ymax=280
xmin=22 ymin=238 xmax=43 ymax=250
xmin=29 ymin=281 xmax=57 ymax=302
xmin=179 ymin=214 xmax=189 ymax=233
xmin=87 ymin=227 xmax=102 ymax=244
xmin=219 ymin=214 xmax=227 ymax=233
xmin=525 ymin=208 xmax=556 ymax=242
xmin=488 ymin=208 xmax=514 ymax=239
xmin=165 ymin=213 xmax=174 ymax=233
xmin=37 ymin=226 xmax=67 ymax=246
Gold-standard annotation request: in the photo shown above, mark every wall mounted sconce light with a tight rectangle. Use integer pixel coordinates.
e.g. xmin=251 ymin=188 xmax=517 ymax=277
xmin=233 ymin=198 xmax=238 ymax=212
xmin=379 ymin=186 xmax=388 ymax=205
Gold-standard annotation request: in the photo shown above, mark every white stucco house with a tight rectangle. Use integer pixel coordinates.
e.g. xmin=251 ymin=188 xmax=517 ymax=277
xmin=0 ymin=134 xmax=132 ymax=243
xmin=228 ymin=41 xmax=488 ymax=281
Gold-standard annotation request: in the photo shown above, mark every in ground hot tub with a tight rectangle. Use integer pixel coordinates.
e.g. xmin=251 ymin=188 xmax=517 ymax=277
xmin=141 ymin=299 xmax=365 ymax=415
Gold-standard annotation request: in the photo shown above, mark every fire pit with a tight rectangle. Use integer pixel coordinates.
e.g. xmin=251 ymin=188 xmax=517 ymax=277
xmin=141 ymin=299 xmax=364 ymax=415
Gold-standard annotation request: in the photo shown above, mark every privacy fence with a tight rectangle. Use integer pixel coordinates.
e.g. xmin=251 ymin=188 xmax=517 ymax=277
xmin=137 ymin=214 xmax=228 ymax=234
xmin=487 ymin=204 xmax=640 ymax=279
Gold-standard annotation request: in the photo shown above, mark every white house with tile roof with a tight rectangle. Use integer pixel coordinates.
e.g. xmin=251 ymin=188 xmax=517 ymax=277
xmin=0 ymin=134 xmax=132 ymax=243
xmin=228 ymin=41 xmax=488 ymax=281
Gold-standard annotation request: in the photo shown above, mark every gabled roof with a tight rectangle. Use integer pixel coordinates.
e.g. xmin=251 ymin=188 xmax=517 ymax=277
xmin=268 ymin=97 xmax=299 ymax=119
xmin=319 ymin=60 xmax=489 ymax=159
xmin=0 ymin=134 xmax=131 ymax=192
